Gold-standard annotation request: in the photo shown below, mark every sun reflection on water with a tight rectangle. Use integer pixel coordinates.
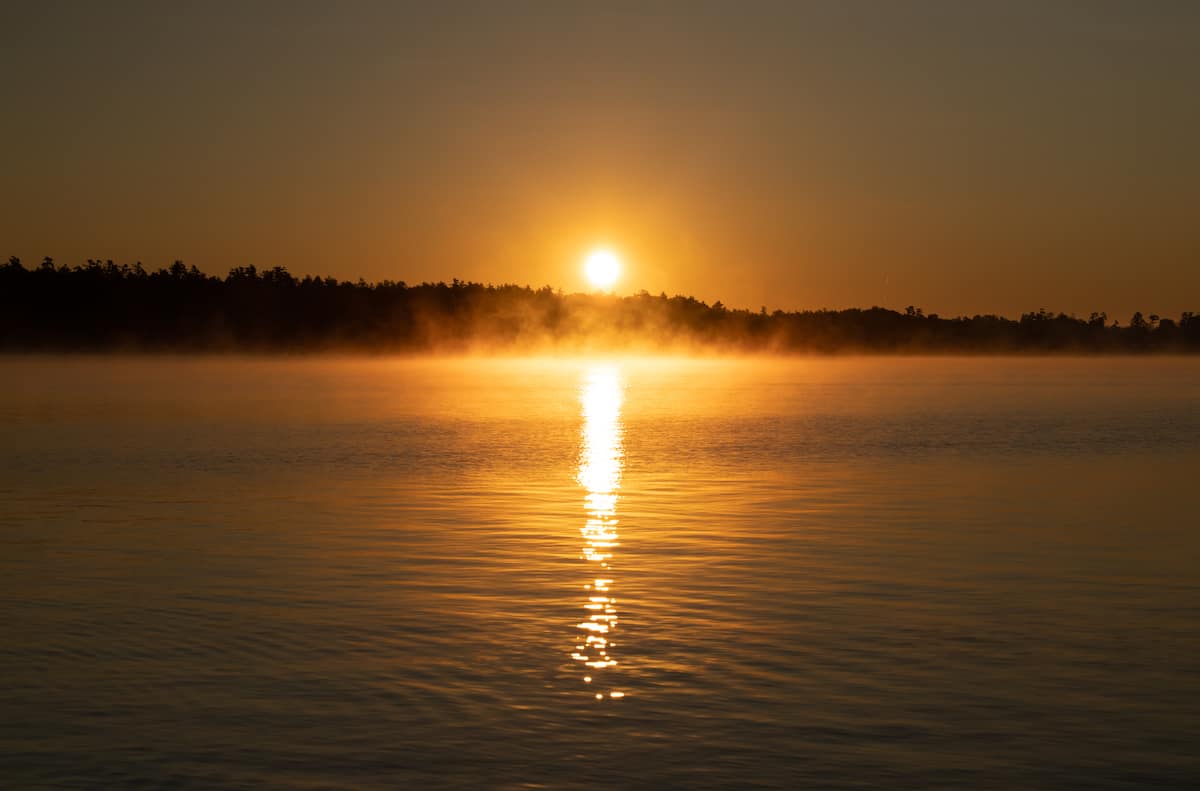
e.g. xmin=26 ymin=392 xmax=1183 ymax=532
xmin=574 ymin=366 xmax=626 ymax=700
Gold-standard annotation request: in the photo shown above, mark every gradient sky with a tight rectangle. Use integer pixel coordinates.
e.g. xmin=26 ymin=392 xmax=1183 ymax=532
xmin=3 ymin=1 xmax=1197 ymax=318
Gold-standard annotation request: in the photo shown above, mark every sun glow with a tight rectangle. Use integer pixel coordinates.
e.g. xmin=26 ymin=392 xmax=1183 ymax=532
xmin=583 ymin=249 xmax=621 ymax=290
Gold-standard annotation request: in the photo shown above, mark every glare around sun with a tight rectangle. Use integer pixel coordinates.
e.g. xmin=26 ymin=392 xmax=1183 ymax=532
xmin=584 ymin=249 xmax=621 ymax=290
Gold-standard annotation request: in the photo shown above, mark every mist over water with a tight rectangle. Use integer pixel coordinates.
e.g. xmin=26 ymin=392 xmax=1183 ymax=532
xmin=2 ymin=356 xmax=1199 ymax=788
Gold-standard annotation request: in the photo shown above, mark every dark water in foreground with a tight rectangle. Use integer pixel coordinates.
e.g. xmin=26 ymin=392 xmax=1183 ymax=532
xmin=2 ymin=356 xmax=1199 ymax=789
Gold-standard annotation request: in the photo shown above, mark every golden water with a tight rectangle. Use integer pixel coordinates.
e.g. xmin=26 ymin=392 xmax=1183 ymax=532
xmin=1 ymin=356 xmax=1198 ymax=788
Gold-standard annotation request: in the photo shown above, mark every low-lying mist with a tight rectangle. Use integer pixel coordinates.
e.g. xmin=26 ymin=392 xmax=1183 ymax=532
xmin=4 ymin=258 xmax=1198 ymax=354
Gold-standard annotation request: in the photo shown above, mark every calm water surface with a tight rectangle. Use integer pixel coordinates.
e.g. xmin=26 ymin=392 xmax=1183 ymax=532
xmin=2 ymin=356 xmax=1199 ymax=789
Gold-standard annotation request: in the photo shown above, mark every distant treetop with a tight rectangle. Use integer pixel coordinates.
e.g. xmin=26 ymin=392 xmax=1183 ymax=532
xmin=2 ymin=256 xmax=1197 ymax=353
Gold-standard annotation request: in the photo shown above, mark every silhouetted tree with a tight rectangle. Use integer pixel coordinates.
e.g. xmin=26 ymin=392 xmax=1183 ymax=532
xmin=1 ymin=254 xmax=1196 ymax=354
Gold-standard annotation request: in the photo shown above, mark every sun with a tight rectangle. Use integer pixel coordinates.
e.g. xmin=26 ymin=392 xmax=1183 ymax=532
xmin=584 ymin=249 xmax=621 ymax=290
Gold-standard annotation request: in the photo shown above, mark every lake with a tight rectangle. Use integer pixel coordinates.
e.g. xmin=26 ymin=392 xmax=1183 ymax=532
xmin=2 ymin=356 xmax=1198 ymax=789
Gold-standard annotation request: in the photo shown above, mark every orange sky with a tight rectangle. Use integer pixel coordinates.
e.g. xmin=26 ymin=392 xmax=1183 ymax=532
xmin=2 ymin=2 xmax=1197 ymax=319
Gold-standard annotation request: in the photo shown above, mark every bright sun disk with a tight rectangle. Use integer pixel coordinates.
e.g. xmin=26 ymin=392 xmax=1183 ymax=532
xmin=584 ymin=249 xmax=621 ymax=290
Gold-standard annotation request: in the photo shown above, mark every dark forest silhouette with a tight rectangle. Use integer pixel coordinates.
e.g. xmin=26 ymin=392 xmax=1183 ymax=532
xmin=3 ymin=256 xmax=1198 ymax=353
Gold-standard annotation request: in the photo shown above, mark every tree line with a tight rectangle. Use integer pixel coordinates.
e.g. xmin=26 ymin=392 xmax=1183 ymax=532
xmin=2 ymin=256 xmax=1198 ymax=353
